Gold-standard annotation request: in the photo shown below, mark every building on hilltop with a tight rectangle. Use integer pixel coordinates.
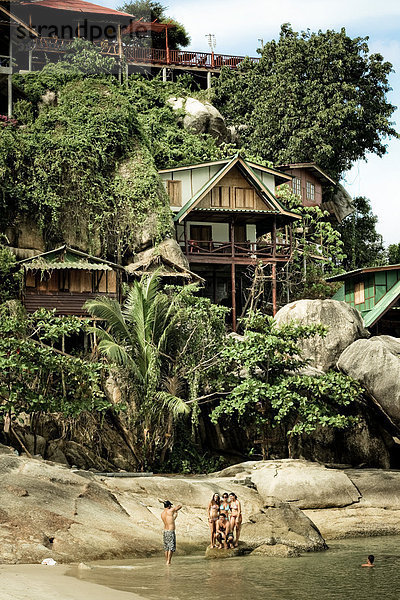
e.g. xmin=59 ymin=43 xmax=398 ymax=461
xmin=327 ymin=265 xmax=400 ymax=336
xmin=159 ymin=155 xmax=301 ymax=330
xmin=277 ymin=162 xmax=354 ymax=223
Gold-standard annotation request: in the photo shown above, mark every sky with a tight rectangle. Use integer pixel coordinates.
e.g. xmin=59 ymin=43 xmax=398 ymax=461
xmin=97 ymin=0 xmax=400 ymax=245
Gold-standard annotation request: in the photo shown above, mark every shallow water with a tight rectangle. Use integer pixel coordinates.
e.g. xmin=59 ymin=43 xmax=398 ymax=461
xmin=72 ymin=536 xmax=400 ymax=600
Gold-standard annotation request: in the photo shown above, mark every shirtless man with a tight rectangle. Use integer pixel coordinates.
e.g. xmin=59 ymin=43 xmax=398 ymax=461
xmin=161 ymin=500 xmax=182 ymax=565
xmin=215 ymin=513 xmax=234 ymax=549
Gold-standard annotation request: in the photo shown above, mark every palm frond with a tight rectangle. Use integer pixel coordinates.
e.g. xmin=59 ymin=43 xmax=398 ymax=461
xmin=85 ymin=297 xmax=132 ymax=342
xmin=155 ymin=391 xmax=191 ymax=419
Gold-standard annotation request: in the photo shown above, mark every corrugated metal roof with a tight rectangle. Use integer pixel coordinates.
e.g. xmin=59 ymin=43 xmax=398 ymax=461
xmin=327 ymin=264 xmax=400 ymax=282
xmin=20 ymin=0 xmax=133 ymax=17
xmin=23 ymin=260 xmax=112 ymax=271
xmin=363 ymin=280 xmax=400 ymax=328
xmin=17 ymin=244 xmax=123 ymax=269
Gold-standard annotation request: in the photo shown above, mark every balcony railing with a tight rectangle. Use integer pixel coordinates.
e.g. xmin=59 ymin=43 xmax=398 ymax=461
xmin=32 ymin=38 xmax=260 ymax=70
xmin=183 ymin=240 xmax=291 ymax=259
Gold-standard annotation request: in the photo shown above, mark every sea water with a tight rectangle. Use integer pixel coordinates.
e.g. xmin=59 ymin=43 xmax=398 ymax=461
xmin=72 ymin=536 xmax=400 ymax=600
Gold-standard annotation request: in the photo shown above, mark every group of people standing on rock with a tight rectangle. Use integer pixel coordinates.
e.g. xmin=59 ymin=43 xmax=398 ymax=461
xmin=208 ymin=492 xmax=242 ymax=549
xmin=160 ymin=491 xmax=242 ymax=565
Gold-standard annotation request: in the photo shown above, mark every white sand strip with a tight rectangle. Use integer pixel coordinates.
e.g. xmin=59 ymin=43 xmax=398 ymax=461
xmin=0 ymin=564 xmax=145 ymax=600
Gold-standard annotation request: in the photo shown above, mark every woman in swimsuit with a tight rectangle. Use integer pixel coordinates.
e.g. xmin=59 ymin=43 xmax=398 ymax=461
xmin=228 ymin=492 xmax=242 ymax=547
xmin=208 ymin=493 xmax=220 ymax=547
xmin=220 ymin=492 xmax=230 ymax=514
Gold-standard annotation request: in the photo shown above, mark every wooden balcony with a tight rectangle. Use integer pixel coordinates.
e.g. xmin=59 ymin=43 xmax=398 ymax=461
xmin=31 ymin=38 xmax=260 ymax=71
xmin=182 ymin=240 xmax=292 ymax=264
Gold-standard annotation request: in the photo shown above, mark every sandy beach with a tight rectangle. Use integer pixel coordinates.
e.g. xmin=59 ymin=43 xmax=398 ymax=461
xmin=0 ymin=564 xmax=145 ymax=600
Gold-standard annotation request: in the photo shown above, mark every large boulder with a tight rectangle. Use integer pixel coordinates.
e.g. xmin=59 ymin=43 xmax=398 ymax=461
xmin=274 ymin=299 xmax=369 ymax=371
xmin=338 ymin=336 xmax=400 ymax=428
xmin=168 ymin=97 xmax=232 ymax=144
xmin=248 ymin=460 xmax=360 ymax=509
xmin=241 ymin=502 xmax=326 ymax=552
xmin=130 ymin=238 xmax=189 ymax=271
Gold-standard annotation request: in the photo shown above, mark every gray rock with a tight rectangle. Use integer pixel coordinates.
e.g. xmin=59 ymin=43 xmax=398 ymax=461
xmin=241 ymin=503 xmax=326 ymax=552
xmin=274 ymin=299 xmax=369 ymax=371
xmin=168 ymin=97 xmax=232 ymax=144
xmin=249 ymin=460 xmax=360 ymax=509
xmin=338 ymin=336 xmax=400 ymax=427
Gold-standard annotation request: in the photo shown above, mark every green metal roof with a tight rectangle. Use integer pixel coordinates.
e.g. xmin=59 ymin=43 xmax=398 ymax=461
xmin=363 ymin=279 xmax=400 ymax=328
xmin=174 ymin=155 xmax=238 ymax=222
xmin=22 ymin=260 xmax=112 ymax=271
xmin=17 ymin=244 xmax=123 ymax=270
xmin=174 ymin=155 xmax=300 ymax=223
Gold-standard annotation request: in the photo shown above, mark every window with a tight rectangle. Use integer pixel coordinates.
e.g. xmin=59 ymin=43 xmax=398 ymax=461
xmin=306 ymin=181 xmax=315 ymax=202
xmin=166 ymin=180 xmax=182 ymax=206
xmin=211 ymin=186 xmax=230 ymax=207
xmin=354 ymin=282 xmax=365 ymax=305
xmin=235 ymin=188 xmax=254 ymax=209
xmin=292 ymin=177 xmax=301 ymax=196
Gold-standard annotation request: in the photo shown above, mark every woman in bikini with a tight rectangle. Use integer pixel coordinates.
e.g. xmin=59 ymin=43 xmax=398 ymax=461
xmin=220 ymin=492 xmax=230 ymax=515
xmin=229 ymin=492 xmax=242 ymax=547
xmin=208 ymin=493 xmax=220 ymax=547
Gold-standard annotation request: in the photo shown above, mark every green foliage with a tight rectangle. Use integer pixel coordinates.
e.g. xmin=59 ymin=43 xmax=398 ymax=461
xmin=119 ymin=1 xmax=191 ymax=49
xmin=211 ymin=311 xmax=361 ymax=458
xmin=0 ymin=244 xmax=21 ymax=302
xmin=213 ymin=24 xmax=398 ymax=179
xmin=0 ymin=302 xmax=108 ymax=426
xmin=276 ymin=185 xmax=345 ymax=300
xmin=337 ymin=196 xmax=385 ymax=270
xmin=387 ymin=243 xmax=400 ymax=265
xmin=3 ymin=50 xmax=173 ymax=253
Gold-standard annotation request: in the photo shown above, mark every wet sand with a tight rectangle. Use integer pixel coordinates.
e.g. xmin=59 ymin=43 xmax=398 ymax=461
xmin=0 ymin=564 xmax=145 ymax=600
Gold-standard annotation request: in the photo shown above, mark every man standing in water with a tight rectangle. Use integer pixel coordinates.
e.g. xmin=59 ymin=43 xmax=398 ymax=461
xmin=161 ymin=500 xmax=182 ymax=565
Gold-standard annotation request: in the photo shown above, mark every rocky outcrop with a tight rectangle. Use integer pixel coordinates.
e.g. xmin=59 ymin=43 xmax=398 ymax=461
xmin=168 ymin=97 xmax=235 ymax=144
xmin=0 ymin=453 xmax=325 ymax=564
xmin=274 ymin=299 xmax=369 ymax=372
xmin=338 ymin=336 xmax=400 ymax=429
xmin=215 ymin=459 xmax=400 ymax=539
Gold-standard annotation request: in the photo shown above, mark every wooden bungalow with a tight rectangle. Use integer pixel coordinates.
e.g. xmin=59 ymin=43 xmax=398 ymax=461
xmin=277 ymin=162 xmax=354 ymax=223
xmin=17 ymin=245 xmax=124 ymax=316
xmin=159 ymin=155 xmax=301 ymax=329
xmin=327 ymin=265 xmax=400 ymax=336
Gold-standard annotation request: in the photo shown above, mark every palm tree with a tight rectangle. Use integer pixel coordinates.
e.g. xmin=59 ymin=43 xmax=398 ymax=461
xmin=85 ymin=271 xmax=191 ymax=466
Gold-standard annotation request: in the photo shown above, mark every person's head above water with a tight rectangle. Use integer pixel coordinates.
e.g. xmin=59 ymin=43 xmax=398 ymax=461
xmin=163 ymin=501 xmax=172 ymax=508
xmin=368 ymin=555 xmax=375 ymax=564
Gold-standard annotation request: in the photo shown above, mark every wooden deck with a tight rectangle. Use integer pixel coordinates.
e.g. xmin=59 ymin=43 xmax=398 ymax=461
xmin=183 ymin=240 xmax=292 ymax=264
xmin=32 ymin=38 xmax=260 ymax=71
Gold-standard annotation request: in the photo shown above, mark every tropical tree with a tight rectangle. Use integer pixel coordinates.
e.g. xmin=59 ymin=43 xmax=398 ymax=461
xmin=211 ymin=311 xmax=361 ymax=459
xmin=85 ymin=272 xmax=193 ymax=466
xmin=387 ymin=243 xmax=400 ymax=265
xmin=0 ymin=302 xmax=107 ymax=454
xmin=119 ymin=1 xmax=190 ymax=49
xmin=213 ymin=24 xmax=398 ymax=180
xmin=337 ymin=196 xmax=385 ymax=270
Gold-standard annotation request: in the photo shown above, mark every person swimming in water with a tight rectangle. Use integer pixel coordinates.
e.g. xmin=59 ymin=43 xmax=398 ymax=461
xmin=362 ymin=555 xmax=375 ymax=567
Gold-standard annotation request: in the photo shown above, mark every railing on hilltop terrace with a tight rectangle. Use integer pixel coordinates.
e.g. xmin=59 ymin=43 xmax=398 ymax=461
xmin=32 ymin=37 xmax=260 ymax=70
